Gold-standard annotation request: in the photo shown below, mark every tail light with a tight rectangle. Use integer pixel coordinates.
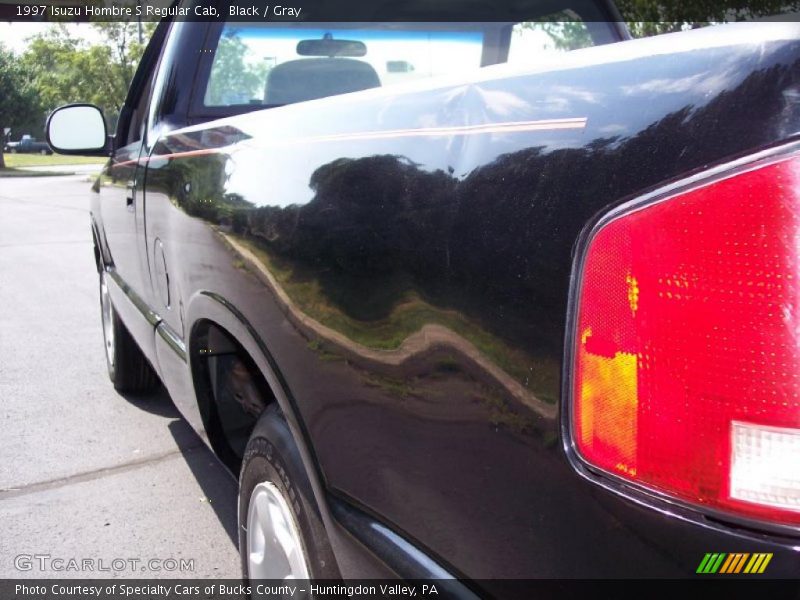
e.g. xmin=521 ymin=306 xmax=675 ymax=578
xmin=570 ymin=150 xmax=800 ymax=527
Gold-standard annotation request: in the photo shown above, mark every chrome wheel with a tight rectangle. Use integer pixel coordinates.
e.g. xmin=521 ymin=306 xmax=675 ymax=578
xmin=246 ymin=481 xmax=310 ymax=580
xmin=99 ymin=271 xmax=115 ymax=371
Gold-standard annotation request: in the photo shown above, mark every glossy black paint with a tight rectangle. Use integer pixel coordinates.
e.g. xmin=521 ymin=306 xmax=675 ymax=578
xmin=89 ymin=18 xmax=800 ymax=585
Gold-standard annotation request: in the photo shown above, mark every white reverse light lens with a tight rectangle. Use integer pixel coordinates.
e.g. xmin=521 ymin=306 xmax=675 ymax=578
xmin=730 ymin=421 xmax=800 ymax=513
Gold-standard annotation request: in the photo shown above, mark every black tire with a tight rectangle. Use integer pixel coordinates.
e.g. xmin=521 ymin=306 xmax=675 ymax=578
xmin=239 ymin=404 xmax=339 ymax=581
xmin=99 ymin=270 xmax=159 ymax=394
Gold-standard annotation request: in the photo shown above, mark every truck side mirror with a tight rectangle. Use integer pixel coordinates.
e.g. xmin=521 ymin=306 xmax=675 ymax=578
xmin=47 ymin=104 xmax=108 ymax=155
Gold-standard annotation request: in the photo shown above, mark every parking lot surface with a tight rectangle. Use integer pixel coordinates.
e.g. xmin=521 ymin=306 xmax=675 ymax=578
xmin=0 ymin=175 xmax=240 ymax=579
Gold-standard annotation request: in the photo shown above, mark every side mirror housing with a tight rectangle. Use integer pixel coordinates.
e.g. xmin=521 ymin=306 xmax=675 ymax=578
xmin=46 ymin=104 xmax=109 ymax=155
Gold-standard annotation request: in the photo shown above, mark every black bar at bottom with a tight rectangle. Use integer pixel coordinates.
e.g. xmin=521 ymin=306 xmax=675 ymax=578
xmin=2 ymin=579 xmax=800 ymax=600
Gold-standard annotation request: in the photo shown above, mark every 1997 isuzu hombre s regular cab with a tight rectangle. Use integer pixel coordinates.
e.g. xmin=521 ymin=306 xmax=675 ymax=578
xmin=46 ymin=0 xmax=800 ymax=590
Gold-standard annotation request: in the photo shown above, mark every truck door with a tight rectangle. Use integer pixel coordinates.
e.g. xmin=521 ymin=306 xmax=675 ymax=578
xmin=98 ymin=52 xmax=162 ymax=365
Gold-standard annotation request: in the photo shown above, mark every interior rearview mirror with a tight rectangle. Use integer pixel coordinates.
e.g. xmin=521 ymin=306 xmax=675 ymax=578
xmin=47 ymin=104 xmax=108 ymax=155
xmin=297 ymin=38 xmax=367 ymax=57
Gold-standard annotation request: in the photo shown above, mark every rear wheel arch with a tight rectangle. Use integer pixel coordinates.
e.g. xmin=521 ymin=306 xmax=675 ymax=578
xmin=183 ymin=292 xmax=324 ymax=488
xmin=188 ymin=318 xmax=276 ymax=473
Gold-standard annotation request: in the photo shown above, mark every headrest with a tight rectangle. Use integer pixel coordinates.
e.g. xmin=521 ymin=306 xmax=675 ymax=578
xmin=264 ymin=58 xmax=381 ymax=105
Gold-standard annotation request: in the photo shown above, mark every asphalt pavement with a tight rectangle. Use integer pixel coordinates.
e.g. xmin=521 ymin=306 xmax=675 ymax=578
xmin=0 ymin=175 xmax=240 ymax=579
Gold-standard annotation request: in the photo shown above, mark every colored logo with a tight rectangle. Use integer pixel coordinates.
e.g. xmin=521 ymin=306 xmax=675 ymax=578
xmin=696 ymin=553 xmax=772 ymax=574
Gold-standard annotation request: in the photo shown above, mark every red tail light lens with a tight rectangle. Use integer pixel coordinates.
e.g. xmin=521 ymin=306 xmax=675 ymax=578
xmin=572 ymin=153 xmax=800 ymax=527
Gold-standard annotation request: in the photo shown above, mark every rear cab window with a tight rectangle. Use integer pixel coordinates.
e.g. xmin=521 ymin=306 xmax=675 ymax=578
xmin=191 ymin=11 xmax=617 ymax=119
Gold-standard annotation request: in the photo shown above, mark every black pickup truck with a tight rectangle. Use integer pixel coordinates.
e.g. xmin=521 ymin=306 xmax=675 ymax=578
xmin=46 ymin=0 xmax=800 ymax=589
xmin=4 ymin=134 xmax=52 ymax=154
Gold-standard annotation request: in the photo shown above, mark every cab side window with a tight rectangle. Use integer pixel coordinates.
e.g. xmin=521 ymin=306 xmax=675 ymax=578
xmin=125 ymin=75 xmax=155 ymax=146
xmin=113 ymin=22 xmax=170 ymax=150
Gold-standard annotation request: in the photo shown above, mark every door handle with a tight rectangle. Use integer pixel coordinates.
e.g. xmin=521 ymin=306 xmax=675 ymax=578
xmin=126 ymin=183 xmax=136 ymax=206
